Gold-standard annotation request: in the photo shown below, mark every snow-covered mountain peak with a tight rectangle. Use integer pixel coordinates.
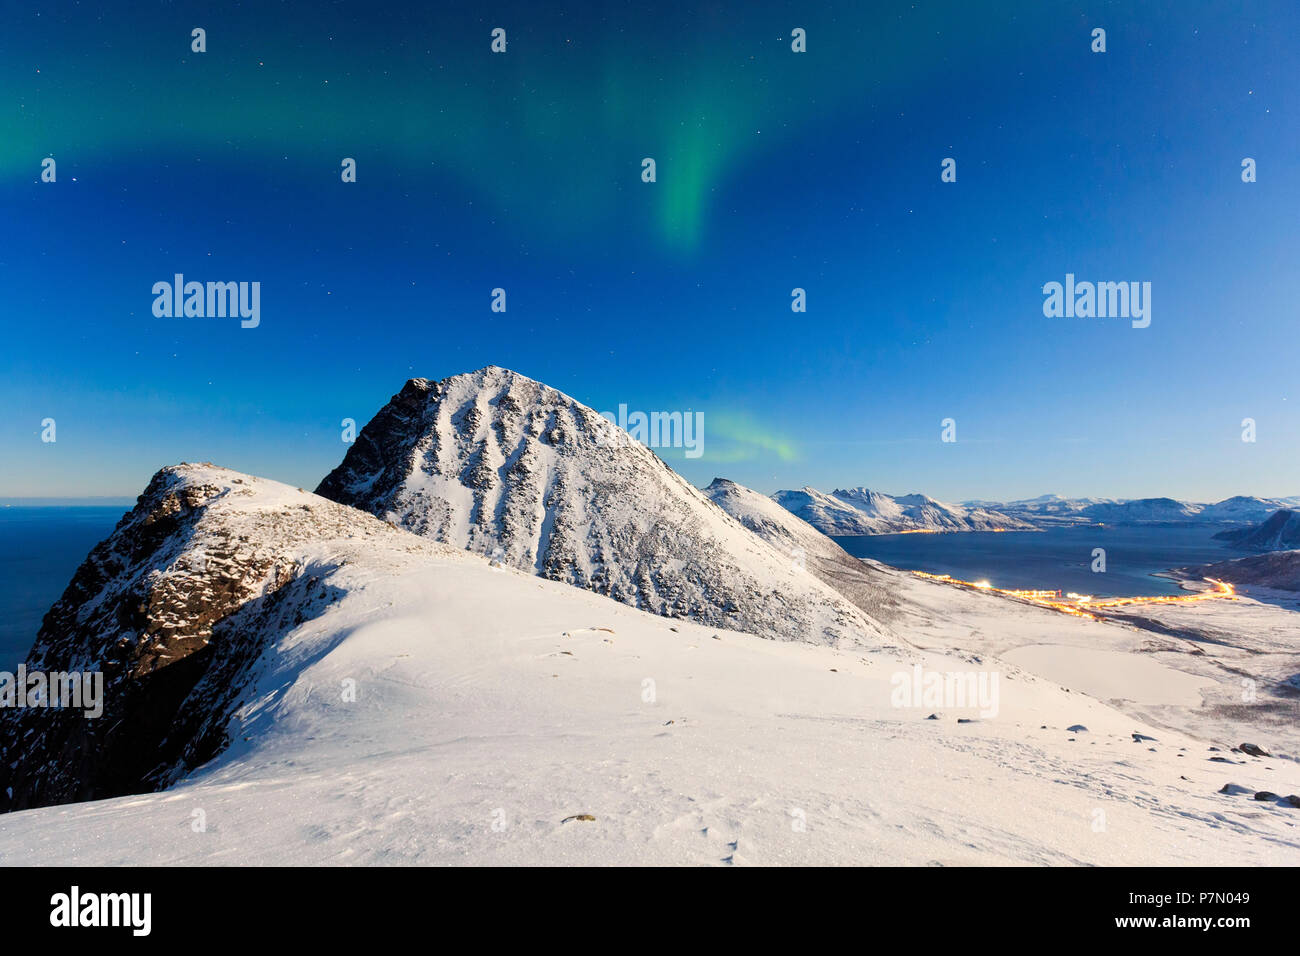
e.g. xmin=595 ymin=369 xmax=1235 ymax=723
xmin=318 ymin=369 xmax=888 ymax=645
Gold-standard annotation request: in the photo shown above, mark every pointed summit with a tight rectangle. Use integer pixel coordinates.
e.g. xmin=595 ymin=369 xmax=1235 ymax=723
xmin=317 ymin=369 xmax=888 ymax=645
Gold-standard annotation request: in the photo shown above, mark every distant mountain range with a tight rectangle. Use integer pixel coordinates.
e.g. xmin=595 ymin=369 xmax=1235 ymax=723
xmin=988 ymin=494 xmax=1300 ymax=526
xmin=770 ymin=488 xmax=1300 ymax=536
xmin=771 ymin=487 xmax=1036 ymax=535
xmin=964 ymin=494 xmax=1119 ymax=516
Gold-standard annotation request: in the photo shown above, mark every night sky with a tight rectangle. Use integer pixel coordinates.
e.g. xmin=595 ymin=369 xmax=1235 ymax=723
xmin=3 ymin=1 xmax=1297 ymax=501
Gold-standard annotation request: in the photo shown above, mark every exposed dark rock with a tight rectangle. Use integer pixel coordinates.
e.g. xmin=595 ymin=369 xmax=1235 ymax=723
xmin=1212 ymin=509 xmax=1300 ymax=552
xmin=1219 ymin=783 xmax=1252 ymax=796
xmin=0 ymin=465 xmax=406 ymax=813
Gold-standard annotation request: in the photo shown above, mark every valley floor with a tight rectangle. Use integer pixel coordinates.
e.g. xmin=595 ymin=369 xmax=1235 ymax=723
xmin=886 ymin=565 xmax=1300 ymax=756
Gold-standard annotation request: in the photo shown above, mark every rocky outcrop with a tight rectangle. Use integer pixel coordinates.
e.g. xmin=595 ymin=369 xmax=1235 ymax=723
xmin=0 ymin=464 xmax=431 ymax=811
xmin=703 ymin=478 xmax=902 ymax=624
xmin=1171 ymin=549 xmax=1300 ymax=593
xmin=1214 ymin=509 xmax=1300 ymax=552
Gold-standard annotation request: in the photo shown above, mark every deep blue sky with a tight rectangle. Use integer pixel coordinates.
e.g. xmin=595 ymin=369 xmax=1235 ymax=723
xmin=2 ymin=1 xmax=1296 ymax=502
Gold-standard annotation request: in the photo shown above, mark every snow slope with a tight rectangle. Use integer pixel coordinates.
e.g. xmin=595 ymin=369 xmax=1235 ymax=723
xmin=316 ymin=368 xmax=885 ymax=646
xmin=879 ymin=565 xmax=1300 ymax=758
xmin=0 ymin=463 xmax=461 ymax=811
xmin=702 ymin=478 xmax=903 ymax=626
xmin=1 ymin=467 xmax=1297 ymax=865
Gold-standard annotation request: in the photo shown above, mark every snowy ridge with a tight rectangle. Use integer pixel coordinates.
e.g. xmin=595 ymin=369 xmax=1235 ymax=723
xmin=0 ymin=464 xmax=459 ymax=811
xmin=317 ymin=367 xmax=888 ymax=645
xmin=703 ymin=478 xmax=902 ymax=625
xmin=704 ymin=478 xmax=858 ymax=558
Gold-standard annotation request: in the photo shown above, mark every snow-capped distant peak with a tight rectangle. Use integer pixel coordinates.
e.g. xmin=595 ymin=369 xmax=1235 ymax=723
xmin=773 ymin=485 xmax=1035 ymax=535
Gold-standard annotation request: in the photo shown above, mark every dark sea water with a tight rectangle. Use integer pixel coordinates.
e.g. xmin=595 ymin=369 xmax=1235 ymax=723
xmin=833 ymin=525 xmax=1240 ymax=598
xmin=0 ymin=506 xmax=127 ymax=671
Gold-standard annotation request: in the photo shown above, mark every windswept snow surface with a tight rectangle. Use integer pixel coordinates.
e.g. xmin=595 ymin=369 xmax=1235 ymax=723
xmin=1 ymin=467 xmax=1298 ymax=866
xmin=880 ymin=566 xmax=1300 ymax=759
